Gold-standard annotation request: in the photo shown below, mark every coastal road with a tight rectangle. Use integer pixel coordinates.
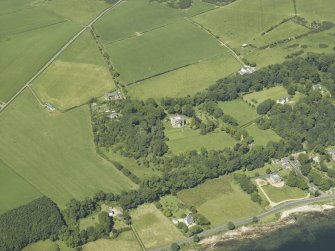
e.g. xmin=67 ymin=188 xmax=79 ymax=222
xmin=0 ymin=0 xmax=123 ymax=113
xmin=149 ymin=194 xmax=335 ymax=251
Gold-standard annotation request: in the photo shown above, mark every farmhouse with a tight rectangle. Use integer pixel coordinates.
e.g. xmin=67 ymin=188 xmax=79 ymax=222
xmin=107 ymin=110 xmax=118 ymax=120
xmin=45 ymin=103 xmax=56 ymax=112
xmin=238 ymin=65 xmax=256 ymax=75
xmin=105 ymin=91 xmax=122 ymax=101
xmin=108 ymin=207 xmax=122 ymax=217
xmin=269 ymin=173 xmax=282 ymax=184
xmin=170 ymin=114 xmax=186 ymax=128
xmin=276 ymin=96 xmax=291 ymax=105
xmin=183 ymin=213 xmax=194 ymax=227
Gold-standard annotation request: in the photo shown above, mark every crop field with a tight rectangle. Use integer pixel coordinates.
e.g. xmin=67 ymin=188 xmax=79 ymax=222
xmin=165 ymin=123 xmax=236 ymax=154
xmin=32 ymin=30 xmax=115 ymax=111
xmin=192 ymin=0 xmax=294 ymax=48
xmin=218 ymin=99 xmax=259 ymax=126
xmin=262 ymin=185 xmax=307 ymax=203
xmin=178 ymin=175 xmax=264 ymax=227
xmin=0 ymin=160 xmax=41 ymax=214
xmin=243 ymin=86 xmax=288 ymax=106
xmin=253 ymin=21 xmax=309 ymax=47
xmin=127 ymin=53 xmax=241 ymax=100
xmin=0 ymin=90 xmax=136 ymax=208
xmin=246 ymin=123 xmax=282 ymax=146
xmin=130 ymin=204 xmax=185 ymax=249
xmin=83 ymin=231 xmax=141 ymax=251
xmin=106 ymin=19 xmax=226 ymax=84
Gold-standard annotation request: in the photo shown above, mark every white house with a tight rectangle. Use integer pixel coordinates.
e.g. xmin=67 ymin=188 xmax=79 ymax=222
xmin=45 ymin=103 xmax=56 ymax=112
xmin=238 ymin=66 xmax=256 ymax=75
xmin=276 ymin=96 xmax=291 ymax=105
xmin=170 ymin=114 xmax=186 ymax=128
xmin=269 ymin=173 xmax=282 ymax=184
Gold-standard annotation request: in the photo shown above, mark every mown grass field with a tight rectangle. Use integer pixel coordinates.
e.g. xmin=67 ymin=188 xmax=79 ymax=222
xmin=127 ymin=53 xmax=241 ymax=100
xmin=165 ymin=123 xmax=236 ymax=154
xmin=0 ymin=160 xmax=41 ymax=214
xmin=262 ymin=185 xmax=307 ymax=203
xmin=192 ymin=0 xmax=294 ymax=48
xmin=243 ymin=86 xmax=288 ymax=106
xmin=107 ymin=19 xmax=225 ymax=84
xmin=178 ymin=175 xmax=264 ymax=227
xmin=83 ymin=231 xmax=141 ymax=251
xmin=131 ymin=204 xmax=185 ymax=249
xmin=33 ymin=30 xmax=115 ymax=110
xmin=0 ymin=90 xmax=136 ymax=208
xmin=218 ymin=99 xmax=259 ymax=126
xmin=246 ymin=123 xmax=282 ymax=146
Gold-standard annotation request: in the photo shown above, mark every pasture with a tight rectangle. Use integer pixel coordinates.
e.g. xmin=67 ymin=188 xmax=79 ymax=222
xmin=22 ymin=240 xmax=59 ymax=251
xmin=165 ymin=123 xmax=236 ymax=154
xmin=0 ymin=90 xmax=136 ymax=208
xmin=130 ymin=204 xmax=185 ymax=249
xmin=106 ymin=19 xmax=225 ymax=84
xmin=0 ymin=160 xmax=41 ymax=214
xmin=178 ymin=175 xmax=264 ymax=227
xmin=243 ymin=86 xmax=288 ymax=106
xmin=218 ymin=99 xmax=259 ymax=126
xmin=246 ymin=123 xmax=282 ymax=146
xmin=83 ymin=231 xmax=141 ymax=251
xmin=295 ymin=0 xmax=335 ymax=23
xmin=33 ymin=30 xmax=115 ymax=110
xmin=127 ymin=53 xmax=240 ymax=100
xmin=192 ymin=0 xmax=294 ymax=48
xmin=0 ymin=20 xmax=79 ymax=102
xmin=262 ymin=184 xmax=307 ymax=203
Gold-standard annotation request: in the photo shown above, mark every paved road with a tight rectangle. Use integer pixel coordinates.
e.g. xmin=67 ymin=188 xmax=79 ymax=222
xmin=149 ymin=194 xmax=335 ymax=251
xmin=0 ymin=0 xmax=123 ymax=113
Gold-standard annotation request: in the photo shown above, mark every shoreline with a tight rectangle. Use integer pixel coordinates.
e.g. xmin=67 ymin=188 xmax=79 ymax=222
xmin=200 ymin=204 xmax=335 ymax=250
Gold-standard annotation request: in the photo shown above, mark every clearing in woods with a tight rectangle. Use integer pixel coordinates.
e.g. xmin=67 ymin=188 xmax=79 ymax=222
xmin=32 ymin=30 xmax=115 ymax=111
xmin=0 ymin=90 xmax=136 ymax=208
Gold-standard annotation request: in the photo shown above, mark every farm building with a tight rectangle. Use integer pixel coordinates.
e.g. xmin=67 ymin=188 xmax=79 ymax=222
xmin=107 ymin=110 xmax=118 ymax=120
xmin=183 ymin=213 xmax=194 ymax=227
xmin=241 ymin=43 xmax=248 ymax=48
xmin=269 ymin=173 xmax=282 ymax=184
xmin=170 ymin=114 xmax=186 ymax=128
xmin=108 ymin=207 xmax=122 ymax=217
xmin=238 ymin=66 xmax=256 ymax=75
xmin=276 ymin=96 xmax=291 ymax=105
xmin=105 ymin=91 xmax=122 ymax=101
xmin=45 ymin=103 xmax=56 ymax=111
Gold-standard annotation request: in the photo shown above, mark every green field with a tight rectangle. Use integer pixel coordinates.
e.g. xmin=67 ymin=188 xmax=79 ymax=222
xmin=246 ymin=123 xmax=282 ymax=146
xmin=0 ymin=90 xmax=136 ymax=208
xmin=178 ymin=175 xmax=264 ymax=227
xmin=22 ymin=240 xmax=59 ymax=251
xmin=253 ymin=20 xmax=309 ymax=47
xmin=0 ymin=21 xmax=79 ymax=102
xmin=165 ymin=123 xmax=236 ymax=154
xmin=159 ymin=195 xmax=189 ymax=218
xmin=130 ymin=204 xmax=185 ymax=249
xmin=218 ymin=99 xmax=259 ymax=126
xmin=243 ymin=86 xmax=289 ymax=106
xmin=107 ymin=19 xmax=225 ymax=84
xmin=127 ymin=53 xmax=241 ymax=100
xmin=0 ymin=160 xmax=41 ymax=214
xmin=262 ymin=185 xmax=307 ymax=203
xmin=192 ymin=0 xmax=294 ymax=48
xmin=83 ymin=231 xmax=141 ymax=251
xmin=296 ymin=0 xmax=335 ymax=23
xmin=33 ymin=30 xmax=115 ymax=110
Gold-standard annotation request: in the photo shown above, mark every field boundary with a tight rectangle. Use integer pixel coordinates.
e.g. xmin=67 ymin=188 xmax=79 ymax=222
xmin=131 ymin=224 xmax=147 ymax=251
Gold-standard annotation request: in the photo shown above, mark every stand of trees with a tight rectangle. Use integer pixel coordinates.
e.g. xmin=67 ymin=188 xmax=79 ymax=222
xmin=0 ymin=197 xmax=65 ymax=251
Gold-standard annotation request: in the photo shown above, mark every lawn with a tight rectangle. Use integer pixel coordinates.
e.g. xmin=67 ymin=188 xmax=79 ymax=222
xmin=0 ymin=21 xmax=79 ymax=102
xmin=218 ymin=99 xmax=259 ymax=126
xmin=107 ymin=19 xmax=225 ymax=84
xmin=127 ymin=53 xmax=241 ymax=100
xmin=243 ymin=86 xmax=289 ymax=106
xmin=246 ymin=123 xmax=281 ymax=146
xmin=165 ymin=123 xmax=236 ymax=154
xmin=178 ymin=175 xmax=264 ymax=227
xmin=0 ymin=90 xmax=136 ymax=208
xmin=95 ymin=0 xmax=183 ymax=43
xmin=83 ymin=231 xmax=141 ymax=251
xmin=130 ymin=204 xmax=184 ymax=249
xmin=33 ymin=30 xmax=115 ymax=111
xmin=0 ymin=160 xmax=41 ymax=214
xmin=262 ymin=185 xmax=307 ymax=203
xmin=159 ymin=195 xmax=189 ymax=218
xmin=192 ymin=0 xmax=294 ymax=48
